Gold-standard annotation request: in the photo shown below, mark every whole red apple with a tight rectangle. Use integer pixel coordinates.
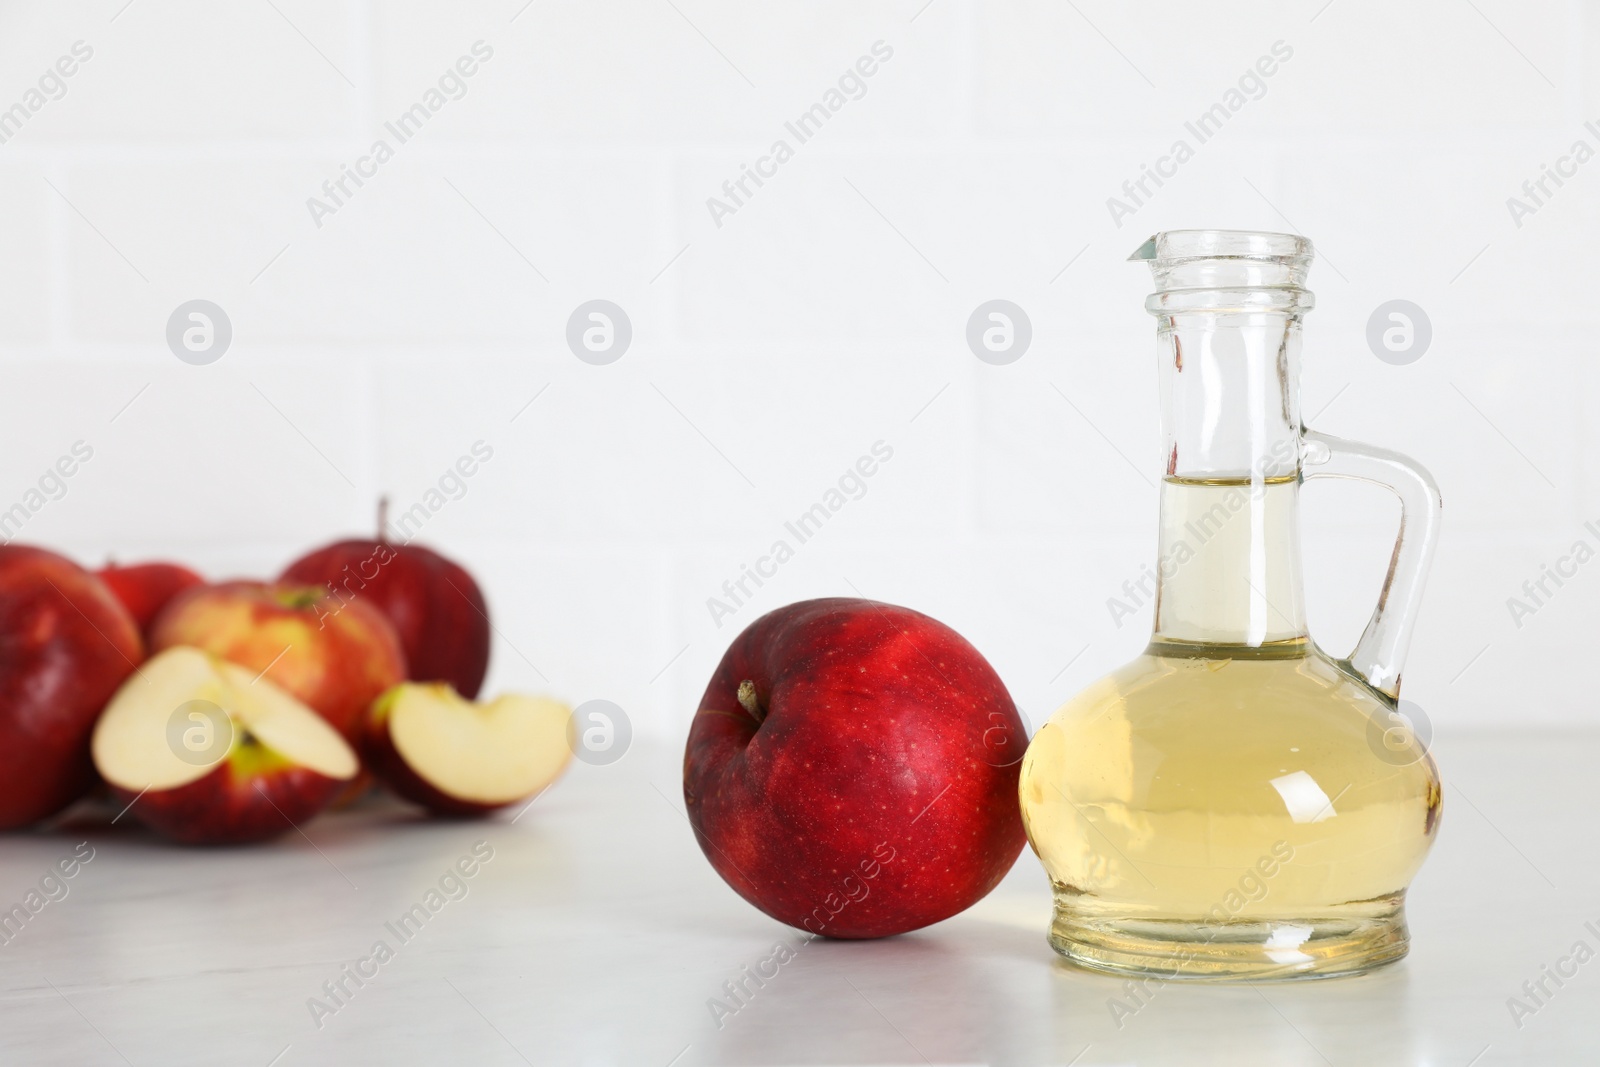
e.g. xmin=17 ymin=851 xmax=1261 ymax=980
xmin=148 ymin=580 xmax=405 ymax=744
xmin=684 ymin=597 xmax=1027 ymax=939
xmin=0 ymin=545 xmax=144 ymax=829
xmin=93 ymin=647 xmax=358 ymax=845
xmin=281 ymin=503 xmax=490 ymax=698
xmin=97 ymin=560 xmax=204 ymax=635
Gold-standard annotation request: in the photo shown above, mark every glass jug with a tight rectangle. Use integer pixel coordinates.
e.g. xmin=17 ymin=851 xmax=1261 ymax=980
xmin=1019 ymin=230 xmax=1443 ymax=980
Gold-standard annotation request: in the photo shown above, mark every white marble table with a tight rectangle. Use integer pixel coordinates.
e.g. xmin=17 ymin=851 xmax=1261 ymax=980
xmin=0 ymin=732 xmax=1591 ymax=1066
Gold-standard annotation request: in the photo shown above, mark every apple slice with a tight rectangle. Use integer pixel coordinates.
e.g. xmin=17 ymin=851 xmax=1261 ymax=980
xmin=362 ymin=683 xmax=571 ymax=817
xmin=92 ymin=646 xmax=358 ymax=845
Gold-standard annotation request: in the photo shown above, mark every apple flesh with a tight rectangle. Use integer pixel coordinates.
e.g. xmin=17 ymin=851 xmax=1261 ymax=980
xmin=361 ymin=682 xmax=571 ymax=817
xmin=96 ymin=561 xmax=204 ymax=636
xmin=149 ymin=580 xmax=406 ymax=745
xmin=684 ymin=597 xmax=1028 ymax=939
xmin=92 ymin=646 xmax=358 ymax=845
xmin=281 ymin=508 xmax=490 ymax=698
xmin=0 ymin=545 xmax=144 ymax=830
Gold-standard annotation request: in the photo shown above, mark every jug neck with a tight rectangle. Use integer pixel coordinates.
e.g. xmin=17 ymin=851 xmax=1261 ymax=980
xmin=1156 ymin=308 xmax=1305 ymax=483
xmin=1133 ymin=231 xmax=1314 ymax=649
xmin=1150 ymin=476 xmax=1309 ymax=648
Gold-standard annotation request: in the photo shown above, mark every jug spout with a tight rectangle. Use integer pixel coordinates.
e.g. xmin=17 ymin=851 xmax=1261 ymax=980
xmin=1126 ymin=235 xmax=1159 ymax=262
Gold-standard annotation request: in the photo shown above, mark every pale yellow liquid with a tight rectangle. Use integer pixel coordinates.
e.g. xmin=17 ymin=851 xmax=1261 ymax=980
xmin=1021 ymin=480 xmax=1442 ymax=979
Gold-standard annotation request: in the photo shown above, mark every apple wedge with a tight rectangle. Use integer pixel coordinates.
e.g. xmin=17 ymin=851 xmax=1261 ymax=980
xmin=92 ymin=646 xmax=358 ymax=845
xmin=362 ymin=683 xmax=572 ymax=817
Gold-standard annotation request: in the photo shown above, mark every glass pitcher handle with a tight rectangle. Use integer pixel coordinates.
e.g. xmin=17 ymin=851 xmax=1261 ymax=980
xmin=1300 ymin=431 xmax=1442 ymax=699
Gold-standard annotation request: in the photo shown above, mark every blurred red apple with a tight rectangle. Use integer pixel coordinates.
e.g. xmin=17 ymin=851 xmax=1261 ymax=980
xmin=361 ymin=682 xmax=571 ymax=817
xmin=281 ymin=501 xmax=490 ymax=698
xmin=149 ymin=580 xmax=405 ymax=744
xmin=97 ymin=560 xmax=204 ymax=634
xmin=93 ymin=647 xmax=358 ymax=845
xmin=0 ymin=545 xmax=144 ymax=829
xmin=684 ymin=597 xmax=1028 ymax=939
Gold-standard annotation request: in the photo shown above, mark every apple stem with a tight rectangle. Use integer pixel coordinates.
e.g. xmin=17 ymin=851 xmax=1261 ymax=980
xmin=377 ymin=496 xmax=389 ymax=541
xmin=736 ymin=680 xmax=765 ymax=723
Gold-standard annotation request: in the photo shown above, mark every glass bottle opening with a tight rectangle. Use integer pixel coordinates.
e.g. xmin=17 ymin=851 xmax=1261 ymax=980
xmin=1131 ymin=229 xmax=1315 ymax=313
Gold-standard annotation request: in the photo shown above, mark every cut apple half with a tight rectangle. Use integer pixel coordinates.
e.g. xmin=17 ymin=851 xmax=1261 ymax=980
xmin=93 ymin=646 xmax=357 ymax=793
xmin=365 ymin=683 xmax=572 ymax=815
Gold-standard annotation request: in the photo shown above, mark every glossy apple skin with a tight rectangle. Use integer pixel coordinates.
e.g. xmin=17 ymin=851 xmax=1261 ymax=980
xmin=360 ymin=694 xmax=496 ymax=818
xmin=0 ymin=546 xmax=144 ymax=830
xmin=111 ymin=762 xmax=346 ymax=846
xmin=684 ymin=598 xmax=1028 ymax=939
xmin=282 ymin=539 xmax=490 ymax=699
xmin=148 ymin=581 xmax=405 ymax=743
xmin=96 ymin=561 xmax=204 ymax=635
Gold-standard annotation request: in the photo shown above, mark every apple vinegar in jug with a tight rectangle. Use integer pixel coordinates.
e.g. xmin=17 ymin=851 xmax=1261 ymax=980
xmin=1021 ymin=233 xmax=1444 ymax=980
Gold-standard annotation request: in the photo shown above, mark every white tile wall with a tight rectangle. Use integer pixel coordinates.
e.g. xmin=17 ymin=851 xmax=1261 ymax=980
xmin=2 ymin=0 xmax=1597 ymax=737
